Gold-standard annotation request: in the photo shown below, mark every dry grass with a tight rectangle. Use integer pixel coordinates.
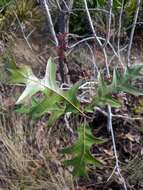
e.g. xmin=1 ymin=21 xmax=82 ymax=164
xmin=0 ymin=85 xmax=74 ymax=190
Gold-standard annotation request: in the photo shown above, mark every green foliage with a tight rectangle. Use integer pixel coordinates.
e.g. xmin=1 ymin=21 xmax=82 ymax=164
xmin=0 ymin=0 xmax=12 ymax=7
xmin=70 ymin=0 xmax=142 ymax=36
xmin=70 ymin=0 xmax=122 ymax=35
xmin=133 ymin=99 xmax=143 ymax=115
xmin=70 ymin=0 xmax=106 ymax=35
xmin=9 ymin=0 xmax=44 ymax=26
xmin=91 ymin=65 xmax=143 ymax=108
xmin=61 ymin=124 xmax=104 ymax=177
xmin=1 ymin=0 xmax=143 ymax=182
xmin=0 ymin=50 xmax=17 ymax=82
xmin=73 ymin=0 xmax=106 ymax=8
xmin=0 ymin=0 xmax=45 ymax=40
xmin=9 ymin=58 xmax=84 ymax=125
xmin=9 ymin=57 xmax=143 ymax=177
xmin=125 ymin=0 xmax=138 ymax=23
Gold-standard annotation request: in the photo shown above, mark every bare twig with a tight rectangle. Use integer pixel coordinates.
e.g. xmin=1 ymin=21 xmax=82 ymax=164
xmin=96 ymin=0 xmax=127 ymax=188
xmin=117 ymin=0 xmax=125 ymax=68
xmin=108 ymin=106 xmax=127 ymax=190
xmin=95 ymin=107 xmax=143 ymax=121
xmin=86 ymin=43 xmax=99 ymax=77
xmin=43 ymin=0 xmax=59 ymax=46
xmin=127 ymin=0 xmax=141 ymax=66
xmin=83 ymin=0 xmax=110 ymax=76
xmin=72 ymin=8 xmax=110 ymax=14
xmin=13 ymin=11 xmax=32 ymax=49
xmin=83 ymin=0 xmax=96 ymax=37
xmin=83 ymin=3 xmax=126 ymax=187
xmin=62 ymin=0 xmax=70 ymax=11
xmin=27 ymin=28 xmax=36 ymax=39
xmin=68 ymin=36 xmax=95 ymax=49
xmin=104 ymin=0 xmax=113 ymax=47
xmin=107 ymin=0 xmax=113 ymax=43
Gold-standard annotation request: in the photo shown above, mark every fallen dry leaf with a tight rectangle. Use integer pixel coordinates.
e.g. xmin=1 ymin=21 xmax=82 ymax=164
xmin=103 ymin=149 xmax=114 ymax=156
xmin=124 ymin=133 xmax=135 ymax=142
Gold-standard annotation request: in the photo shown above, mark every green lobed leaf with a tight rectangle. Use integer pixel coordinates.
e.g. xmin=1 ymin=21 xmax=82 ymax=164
xmin=9 ymin=57 xmax=84 ymax=119
xmin=61 ymin=124 xmax=104 ymax=177
xmin=91 ymin=65 xmax=143 ymax=109
xmin=118 ymin=85 xmax=143 ymax=96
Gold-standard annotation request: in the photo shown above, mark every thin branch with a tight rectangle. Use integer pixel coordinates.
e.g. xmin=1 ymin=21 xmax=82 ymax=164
xmin=104 ymin=0 xmax=113 ymax=47
xmin=98 ymin=0 xmax=127 ymax=188
xmin=86 ymin=43 xmax=99 ymax=77
xmin=127 ymin=0 xmax=141 ymax=67
xmin=13 ymin=11 xmax=32 ymax=49
xmin=83 ymin=4 xmax=126 ymax=187
xmin=83 ymin=0 xmax=110 ymax=76
xmin=109 ymin=44 xmax=128 ymax=67
xmin=62 ymin=0 xmax=70 ymax=11
xmin=108 ymin=106 xmax=127 ymax=190
xmin=43 ymin=0 xmax=59 ymax=46
xmin=55 ymin=0 xmax=62 ymax=10
xmin=27 ymin=28 xmax=36 ymax=39
xmin=68 ymin=36 xmax=95 ymax=49
xmin=117 ymin=0 xmax=125 ymax=69
xmin=95 ymin=107 xmax=143 ymax=121
xmin=83 ymin=0 xmax=96 ymax=37
xmin=72 ymin=8 xmax=110 ymax=14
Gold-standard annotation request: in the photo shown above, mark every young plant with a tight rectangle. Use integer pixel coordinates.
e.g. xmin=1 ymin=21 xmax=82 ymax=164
xmin=9 ymin=58 xmax=143 ymax=178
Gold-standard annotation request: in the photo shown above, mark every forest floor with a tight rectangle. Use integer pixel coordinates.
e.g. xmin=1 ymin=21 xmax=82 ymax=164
xmin=0 ymin=28 xmax=143 ymax=190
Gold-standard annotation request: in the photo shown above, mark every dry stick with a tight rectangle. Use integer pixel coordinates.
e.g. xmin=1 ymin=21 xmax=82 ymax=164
xmin=86 ymin=43 xmax=99 ymax=78
xmin=72 ymin=8 xmax=110 ymax=14
xmin=55 ymin=0 xmax=62 ymax=10
xmin=109 ymin=45 xmax=128 ymax=67
xmin=117 ymin=0 xmax=125 ymax=69
xmin=44 ymin=0 xmax=66 ymax=83
xmin=107 ymin=0 xmax=113 ymax=42
xmin=83 ymin=0 xmax=96 ymax=37
xmin=83 ymin=0 xmax=127 ymax=189
xmin=62 ymin=0 xmax=70 ymax=11
xmin=95 ymin=107 xmax=143 ymax=121
xmin=13 ymin=11 xmax=32 ymax=50
xmin=106 ymin=1 xmax=127 ymax=189
xmin=104 ymin=0 xmax=113 ymax=47
xmin=69 ymin=36 xmax=96 ymax=49
xmin=83 ymin=0 xmax=110 ymax=76
xmin=68 ymin=36 xmax=120 ymax=61
xmin=127 ymin=0 xmax=141 ymax=67
xmin=106 ymin=0 xmax=125 ymax=68
xmin=43 ymin=0 xmax=59 ymax=46
xmin=107 ymin=106 xmax=128 ymax=190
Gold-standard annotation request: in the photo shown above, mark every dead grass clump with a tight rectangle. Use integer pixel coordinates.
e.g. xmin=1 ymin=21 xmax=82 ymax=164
xmin=0 ymin=108 xmax=74 ymax=190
